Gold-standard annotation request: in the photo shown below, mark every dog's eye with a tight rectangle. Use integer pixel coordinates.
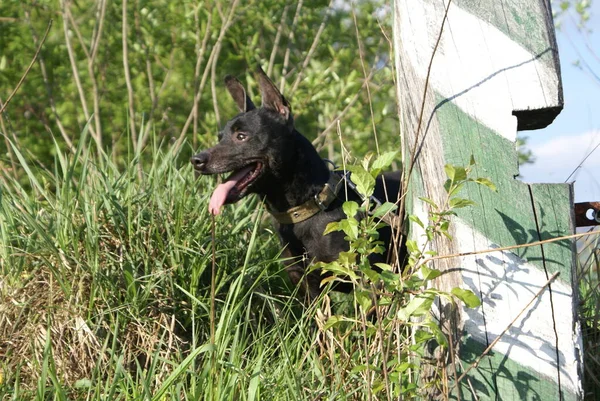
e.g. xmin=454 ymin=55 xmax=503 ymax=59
xmin=235 ymin=132 xmax=248 ymax=141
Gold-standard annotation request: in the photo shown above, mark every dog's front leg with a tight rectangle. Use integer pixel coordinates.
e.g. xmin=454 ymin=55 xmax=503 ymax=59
xmin=281 ymin=248 xmax=322 ymax=302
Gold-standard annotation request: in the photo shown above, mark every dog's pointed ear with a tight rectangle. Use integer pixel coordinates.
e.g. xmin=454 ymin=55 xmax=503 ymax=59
xmin=256 ymin=65 xmax=291 ymax=121
xmin=224 ymin=75 xmax=256 ymax=113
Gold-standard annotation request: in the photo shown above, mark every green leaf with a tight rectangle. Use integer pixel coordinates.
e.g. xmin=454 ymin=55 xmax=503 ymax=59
xmin=474 ymin=177 xmax=497 ymax=192
xmin=449 ymin=197 xmax=476 ymax=209
xmin=420 ymin=265 xmax=441 ymax=281
xmin=348 ymin=165 xmax=376 ymax=197
xmin=453 ymin=166 xmax=467 ymax=181
xmin=422 ymin=320 xmax=448 ymax=347
xmin=419 ymin=197 xmax=438 ymax=209
xmin=409 ymin=214 xmax=425 ymax=228
xmin=451 ymin=287 xmax=481 ymax=308
xmin=74 ymin=379 xmax=92 ymax=388
xmin=444 ymin=164 xmax=456 ymax=181
xmin=355 ymin=290 xmax=372 ymax=312
xmin=374 ymin=262 xmax=393 ymax=271
xmin=343 ymin=201 xmax=359 ymax=218
xmin=323 ymin=221 xmax=340 ymax=235
xmin=372 ymin=201 xmax=397 ymax=218
xmin=372 ymin=150 xmax=398 ymax=171
xmin=469 ymin=154 xmax=476 ymax=166
xmin=443 ymin=179 xmax=452 ymax=194
xmin=351 ymin=364 xmax=368 ymax=374
xmin=324 ymin=315 xmax=354 ymax=330
xmin=339 ymin=218 xmax=359 ymax=239
xmin=338 ymin=251 xmax=357 ymax=266
xmin=406 ymin=239 xmax=419 ymax=253
xmin=397 ymin=292 xmax=435 ymax=320
xmin=318 ymin=261 xmax=359 ymax=280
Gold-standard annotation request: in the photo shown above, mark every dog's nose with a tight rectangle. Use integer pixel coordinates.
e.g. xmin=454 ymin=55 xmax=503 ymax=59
xmin=191 ymin=152 xmax=209 ymax=171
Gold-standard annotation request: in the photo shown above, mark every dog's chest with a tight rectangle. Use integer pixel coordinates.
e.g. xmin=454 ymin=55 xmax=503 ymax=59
xmin=278 ymin=217 xmax=349 ymax=264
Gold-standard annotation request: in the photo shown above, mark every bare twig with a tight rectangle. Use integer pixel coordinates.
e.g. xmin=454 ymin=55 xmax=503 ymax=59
xmin=0 ymin=97 xmax=17 ymax=178
xmin=416 ymin=230 xmax=600 ymax=270
xmin=60 ymin=0 xmax=101 ymax=150
xmin=289 ymin=1 xmax=333 ymax=95
xmin=122 ymin=0 xmax=138 ymax=149
xmin=351 ymin=3 xmax=379 ymax=156
xmin=211 ymin=42 xmax=222 ymax=128
xmin=139 ymin=47 xmax=176 ymax=150
xmin=0 ymin=20 xmax=52 ymax=115
xmin=280 ymin=0 xmax=303 ymax=92
xmin=210 ymin=214 xmax=217 ymax=399
xmin=564 ymin=134 xmax=600 ymax=182
xmin=90 ymin=0 xmax=108 ymax=66
xmin=178 ymin=0 xmax=240 ymax=149
xmin=312 ymin=70 xmax=375 ymax=151
xmin=192 ymin=4 xmax=214 ymax=148
xmin=66 ymin=7 xmax=103 ymax=146
xmin=398 ymin=0 xmax=452 ymax=247
xmin=24 ymin=12 xmax=74 ymax=151
xmin=453 ymin=272 xmax=560 ymax=387
xmin=267 ymin=5 xmax=290 ymax=77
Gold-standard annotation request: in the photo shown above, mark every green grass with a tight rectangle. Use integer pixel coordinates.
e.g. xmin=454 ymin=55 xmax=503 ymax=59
xmin=577 ymin=231 xmax=600 ymax=400
xmin=0 ymin=132 xmax=352 ymax=400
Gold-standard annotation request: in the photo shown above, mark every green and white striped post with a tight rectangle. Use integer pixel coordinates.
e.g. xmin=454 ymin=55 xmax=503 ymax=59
xmin=393 ymin=1 xmax=582 ymax=399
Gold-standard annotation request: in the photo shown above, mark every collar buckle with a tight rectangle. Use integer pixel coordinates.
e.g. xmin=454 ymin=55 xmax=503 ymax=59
xmin=315 ymin=183 xmax=333 ymax=211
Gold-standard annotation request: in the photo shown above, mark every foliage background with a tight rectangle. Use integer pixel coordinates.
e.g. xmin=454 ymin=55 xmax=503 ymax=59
xmin=0 ymin=0 xmax=399 ymax=170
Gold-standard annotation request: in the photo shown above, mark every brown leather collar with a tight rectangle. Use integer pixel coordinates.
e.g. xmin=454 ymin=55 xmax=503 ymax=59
xmin=268 ymin=174 xmax=344 ymax=225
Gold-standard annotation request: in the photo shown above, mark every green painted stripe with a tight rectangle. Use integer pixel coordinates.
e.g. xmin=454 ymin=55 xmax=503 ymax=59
xmin=455 ymin=336 xmax=578 ymax=400
xmin=435 ymin=94 xmax=573 ymax=281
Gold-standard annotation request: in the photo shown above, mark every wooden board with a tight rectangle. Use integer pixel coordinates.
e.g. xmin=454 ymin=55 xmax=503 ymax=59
xmin=392 ymin=0 xmax=582 ymax=399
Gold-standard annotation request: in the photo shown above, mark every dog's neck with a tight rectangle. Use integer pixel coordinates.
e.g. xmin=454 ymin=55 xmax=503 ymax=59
xmin=261 ymin=132 xmax=330 ymax=213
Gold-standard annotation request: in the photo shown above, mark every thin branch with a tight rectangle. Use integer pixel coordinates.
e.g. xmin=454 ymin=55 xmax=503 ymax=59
xmin=312 ymin=70 xmax=375 ymax=151
xmin=0 ymin=20 xmax=52 ymax=115
xmin=211 ymin=41 xmax=222 ymax=128
xmin=122 ymin=0 xmax=138 ymax=149
xmin=24 ymin=13 xmax=74 ymax=151
xmin=453 ymin=272 xmax=560 ymax=387
xmin=351 ymin=3 xmax=379 ymax=155
xmin=139 ymin=45 xmax=176 ymax=150
xmin=178 ymin=0 xmax=240 ymax=150
xmin=564 ymin=134 xmax=600 ymax=182
xmin=60 ymin=0 xmax=100 ymax=149
xmin=0 ymin=97 xmax=18 ymax=179
xmin=267 ymin=5 xmax=290 ymax=77
xmin=398 ymin=0 xmax=452 ymax=242
xmin=66 ymin=6 xmax=103 ymax=147
xmin=90 ymin=0 xmax=108 ymax=66
xmin=416 ymin=229 xmax=600 ymax=270
xmin=290 ymin=0 xmax=333 ymax=95
xmin=280 ymin=0 xmax=303 ymax=92
xmin=192 ymin=3 xmax=214 ymax=148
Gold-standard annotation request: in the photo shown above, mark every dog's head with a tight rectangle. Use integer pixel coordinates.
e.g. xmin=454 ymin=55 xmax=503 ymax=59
xmin=191 ymin=66 xmax=296 ymax=215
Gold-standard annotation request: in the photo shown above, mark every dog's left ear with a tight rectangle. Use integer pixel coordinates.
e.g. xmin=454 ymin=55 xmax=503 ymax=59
xmin=256 ymin=65 xmax=292 ymax=121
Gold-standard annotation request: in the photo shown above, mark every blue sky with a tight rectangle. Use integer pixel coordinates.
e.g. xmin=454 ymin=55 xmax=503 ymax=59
xmin=520 ymin=3 xmax=600 ymax=202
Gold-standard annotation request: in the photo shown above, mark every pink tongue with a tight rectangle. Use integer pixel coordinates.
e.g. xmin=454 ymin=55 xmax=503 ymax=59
xmin=208 ymin=166 xmax=254 ymax=215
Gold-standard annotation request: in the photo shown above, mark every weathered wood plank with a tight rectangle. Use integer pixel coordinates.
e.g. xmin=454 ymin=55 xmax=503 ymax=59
xmin=392 ymin=0 xmax=582 ymax=399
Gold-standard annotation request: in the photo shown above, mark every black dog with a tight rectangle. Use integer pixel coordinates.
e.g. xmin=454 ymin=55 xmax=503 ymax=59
xmin=191 ymin=66 xmax=403 ymax=299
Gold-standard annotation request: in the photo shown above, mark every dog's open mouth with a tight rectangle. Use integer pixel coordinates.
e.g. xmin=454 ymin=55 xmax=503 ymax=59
xmin=208 ymin=162 xmax=263 ymax=215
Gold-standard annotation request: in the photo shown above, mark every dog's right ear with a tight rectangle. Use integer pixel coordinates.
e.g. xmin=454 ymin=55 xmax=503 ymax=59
xmin=224 ymin=75 xmax=256 ymax=113
xmin=256 ymin=65 xmax=291 ymax=121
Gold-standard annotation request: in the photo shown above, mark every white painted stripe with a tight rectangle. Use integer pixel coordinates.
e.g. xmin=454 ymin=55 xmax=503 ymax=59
xmin=411 ymin=199 xmax=580 ymax=394
xmin=397 ymin=1 xmax=559 ymax=142
xmin=454 ymin=218 xmax=581 ymax=394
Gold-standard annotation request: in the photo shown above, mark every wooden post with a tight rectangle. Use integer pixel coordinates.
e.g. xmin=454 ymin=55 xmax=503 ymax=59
xmin=393 ymin=1 xmax=582 ymax=399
